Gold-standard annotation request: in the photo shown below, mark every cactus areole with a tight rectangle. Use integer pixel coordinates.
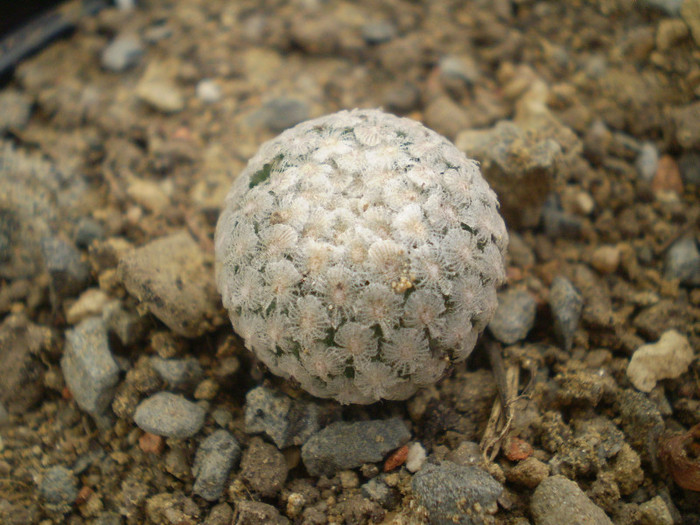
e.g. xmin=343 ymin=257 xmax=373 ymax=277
xmin=215 ymin=109 xmax=508 ymax=404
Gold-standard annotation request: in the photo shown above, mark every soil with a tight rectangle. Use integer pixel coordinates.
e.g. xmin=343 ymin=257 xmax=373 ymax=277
xmin=0 ymin=0 xmax=699 ymax=524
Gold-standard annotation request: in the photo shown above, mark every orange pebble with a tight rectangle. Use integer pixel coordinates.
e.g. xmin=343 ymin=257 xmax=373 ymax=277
xmin=652 ymin=155 xmax=683 ymax=195
xmin=75 ymin=486 xmax=93 ymax=505
xmin=504 ymin=436 xmax=534 ymax=461
xmin=139 ymin=432 xmax=165 ymax=454
xmin=384 ymin=444 xmax=409 ymax=472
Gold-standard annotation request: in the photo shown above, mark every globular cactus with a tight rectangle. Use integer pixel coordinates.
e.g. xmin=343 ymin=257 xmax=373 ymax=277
xmin=215 ymin=109 xmax=507 ymax=404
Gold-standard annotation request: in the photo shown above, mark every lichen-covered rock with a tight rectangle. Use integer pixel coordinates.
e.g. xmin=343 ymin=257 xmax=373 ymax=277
xmin=215 ymin=109 xmax=508 ymax=403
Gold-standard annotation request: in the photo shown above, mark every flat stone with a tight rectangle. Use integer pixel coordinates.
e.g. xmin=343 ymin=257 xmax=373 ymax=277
xmin=193 ymin=430 xmax=241 ymax=501
xmin=134 ymin=392 xmax=206 ymax=438
xmin=301 ymin=417 xmax=411 ymax=477
xmin=627 ymin=330 xmax=694 ymax=392
xmin=412 ymin=462 xmax=503 ymax=525
xmin=240 ymin=437 xmax=289 ymax=497
xmin=244 ymin=386 xmax=321 ymax=448
xmin=117 ymin=231 xmax=219 ymax=337
xmin=0 ymin=314 xmax=49 ymax=413
xmin=549 ymin=276 xmax=583 ymax=352
xmin=489 ymin=288 xmax=536 ymax=345
xmin=531 ymin=475 xmax=612 ymax=525
xmin=61 ymin=317 xmax=120 ymax=417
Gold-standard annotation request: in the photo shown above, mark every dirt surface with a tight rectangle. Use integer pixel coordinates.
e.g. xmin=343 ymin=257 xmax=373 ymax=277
xmin=0 ymin=0 xmax=699 ymax=524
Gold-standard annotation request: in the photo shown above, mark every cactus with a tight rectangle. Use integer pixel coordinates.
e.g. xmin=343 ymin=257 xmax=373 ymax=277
xmin=215 ymin=109 xmax=507 ymax=404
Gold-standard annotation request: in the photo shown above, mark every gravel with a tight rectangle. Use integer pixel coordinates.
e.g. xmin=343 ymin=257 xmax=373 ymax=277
xmin=39 ymin=466 xmax=78 ymax=514
xmin=240 ymin=436 xmax=289 ymax=497
xmin=133 ymin=392 xmax=206 ymax=438
xmin=61 ymin=317 xmax=120 ymax=417
xmin=549 ymin=276 xmax=583 ymax=352
xmin=530 ymin=475 xmax=612 ymax=525
xmin=301 ymin=418 xmax=411 ymax=477
xmin=489 ymin=288 xmax=537 ymax=345
xmin=244 ymin=386 xmax=321 ymax=449
xmin=193 ymin=430 xmax=241 ymax=501
xmin=412 ymin=462 xmax=503 ymax=525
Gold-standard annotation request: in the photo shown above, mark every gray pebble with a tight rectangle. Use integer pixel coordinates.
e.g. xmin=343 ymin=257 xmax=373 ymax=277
xmin=665 ymin=235 xmax=700 ymax=286
xmin=361 ymin=476 xmax=397 ymax=509
xmin=103 ymin=301 xmax=147 ymax=347
xmin=639 ymin=0 xmax=683 ymax=16
xmin=412 ymin=462 xmax=503 ymax=525
xmin=531 ymin=475 xmax=612 ymax=525
xmin=233 ymin=500 xmax=290 ymax=525
xmin=635 ymin=142 xmax=658 ymax=182
xmin=41 ymin=236 xmax=91 ymax=299
xmin=0 ymin=89 xmax=32 ymax=132
xmin=507 ymin=232 xmax=535 ymax=268
xmin=439 ymin=55 xmax=480 ymax=86
xmin=361 ymin=21 xmax=396 ymax=44
xmin=244 ymin=386 xmax=321 ymax=448
xmin=74 ymin=218 xmax=105 ymax=250
xmin=101 ymin=34 xmax=144 ymax=72
xmin=678 ymin=152 xmax=700 ymax=186
xmin=302 ymin=418 xmax=410 ymax=477
xmin=488 ymin=289 xmax=536 ymax=345
xmin=39 ymin=466 xmax=78 ymax=513
xmin=151 ymin=356 xmax=203 ymax=391
xmin=205 ymin=503 xmax=233 ymax=525
xmin=196 ymin=79 xmax=222 ymax=103
xmin=134 ymin=392 xmax=206 ymax=438
xmin=249 ymin=97 xmax=310 ymax=132
xmin=61 ymin=317 xmax=120 ymax=417
xmin=193 ymin=430 xmax=241 ymax=501
xmin=240 ymin=437 xmax=289 ymax=497
xmin=549 ymin=276 xmax=583 ymax=352
xmin=542 ymin=195 xmax=583 ymax=239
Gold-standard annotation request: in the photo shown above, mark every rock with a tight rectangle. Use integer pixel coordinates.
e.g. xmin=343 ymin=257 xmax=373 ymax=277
xmin=639 ymin=496 xmax=673 ymax=525
xmin=205 ymin=503 xmax=234 ymax=525
xmin=456 ymin=121 xmax=561 ymax=228
xmin=74 ymin=218 xmax=105 ymax=250
xmin=145 ymin=492 xmax=200 ymax=524
xmin=671 ymin=101 xmax=700 ymax=149
xmin=196 ymin=79 xmax=222 ymax=103
xmin=549 ymin=276 xmax=583 ymax=352
xmin=665 ymin=235 xmax=700 ymax=285
xmin=508 ymin=232 xmax=535 ymax=268
xmin=633 ymin=299 xmax=692 ymax=340
xmin=248 ymin=97 xmax=310 ymax=132
xmin=681 ymin=0 xmax=700 ymax=45
xmin=117 ymin=231 xmax=219 ymax=337
xmin=361 ymin=21 xmax=396 ymax=44
xmin=0 ymin=314 xmax=50 ymax=413
xmin=193 ymin=430 xmax=241 ymax=501
xmin=39 ymin=466 xmax=78 ymax=514
xmin=627 ymin=330 xmax=694 ymax=392
xmin=405 ymin=442 xmax=427 ymax=473
xmin=639 ymin=0 xmax=683 ymax=15
xmin=488 ymin=288 xmax=536 ymax=345
xmin=151 ymin=357 xmax=203 ymax=391
xmin=233 ymin=500 xmax=290 ymax=525
xmin=301 ymin=417 xmax=411 ymax=477
xmin=591 ymin=245 xmax=621 ymax=274
xmin=506 ymin=457 xmax=549 ymax=489
xmin=101 ymin=34 xmax=143 ymax=72
xmin=439 ymin=54 xmax=480 ymax=87
xmin=41 ymin=236 xmax=91 ymax=300
xmin=424 ymin=96 xmax=471 ymax=139
xmin=103 ymin=300 xmax=148 ymax=346
xmin=61 ymin=317 xmax=120 ymax=417
xmin=531 ymin=475 xmax=613 ymax=525
xmin=65 ymin=288 xmax=110 ymax=324
xmin=133 ymin=392 xmax=206 ymax=438
xmin=361 ymin=476 xmax=397 ymax=508
xmin=542 ymin=195 xmax=583 ymax=239
xmin=0 ymin=89 xmax=32 ymax=132
xmin=635 ymin=142 xmax=658 ymax=182
xmin=678 ymin=152 xmax=700 ymax=186
xmin=652 ymin=155 xmax=683 ymax=196
xmin=240 ymin=437 xmax=289 ymax=497
xmin=136 ymin=64 xmax=185 ymax=114
xmin=412 ymin=462 xmax=503 ymax=525
xmin=244 ymin=386 xmax=321 ymax=448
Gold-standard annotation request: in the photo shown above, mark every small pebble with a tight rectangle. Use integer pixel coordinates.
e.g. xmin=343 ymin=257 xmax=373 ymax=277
xmin=151 ymin=357 xmax=203 ymax=391
xmin=506 ymin=457 xmax=549 ymax=489
xmin=65 ymin=288 xmax=110 ymax=325
xmin=101 ymin=34 xmax=144 ymax=72
xmin=137 ymin=74 xmax=185 ymax=113
xmin=412 ymin=462 xmax=503 ymax=525
xmin=531 ymin=475 xmax=613 ymax=525
xmin=74 ymin=218 xmax=105 ymax=250
xmin=591 ymin=245 xmax=621 ymax=274
xmin=193 ymin=430 xmax=241 ymax=501
xmin=656 ymin=19 xmax=690 ymax=50
xmin=196 ymin=79 xmax=222 ymax=103
xmin=361 ymin=21 xmax=396 ymax=44
xmin=627 ymin=330 xmax=694 ymax=392
xmin=0 ymin=89 xmax=32 ymax=131
xmin=405 ymin=442 xmax=427 ymax=473
xmin=39 ymin=466 xmax=78 ymax=513
xmin=301 ymin=418 xmax=411 ymax=477
xmin=682 ymin=0 xmax=700 ymax=45
xmin=61 ymin=317 xmax=120 ymax=417
xmin=361 ymin=476 xmax=396 ymax=508
xmin=652 ymin=155 xmax=683 ymax=196
xmin=249 ymin=97 xmax=310 ymax=132
xmin=205 ymin=503 xmax=233 ymax=525
xmin=244 ymin=386 xmax=321 ymax=449
xmin=678 ymin=152 xmax=700 ymax=186
xmin=635 ymin=142 xmax=658 ymax=182
xmin=232 ymin=500 xmax=290 ymax=525
xmin=240 ymin=437 xmax=289 ymax=496
xmin=664 ymin=235 xmax=700 ymax=286
xmin=549 ymin=276 xmax=583 ymax=352
xmin=639 ymin=495 xmax=674 ymax=525
xmin=139 ymin=432 xmax=165 ymax=454
xmin=671 ymin=101 xmax=700 ymax=149
xmin=133 ymin=392 xmax=206 ymax=438
xmin=41 ymin=236 xmax=91 ymax=299
xmin=489 ymin=288 xmax=536 ymax=345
